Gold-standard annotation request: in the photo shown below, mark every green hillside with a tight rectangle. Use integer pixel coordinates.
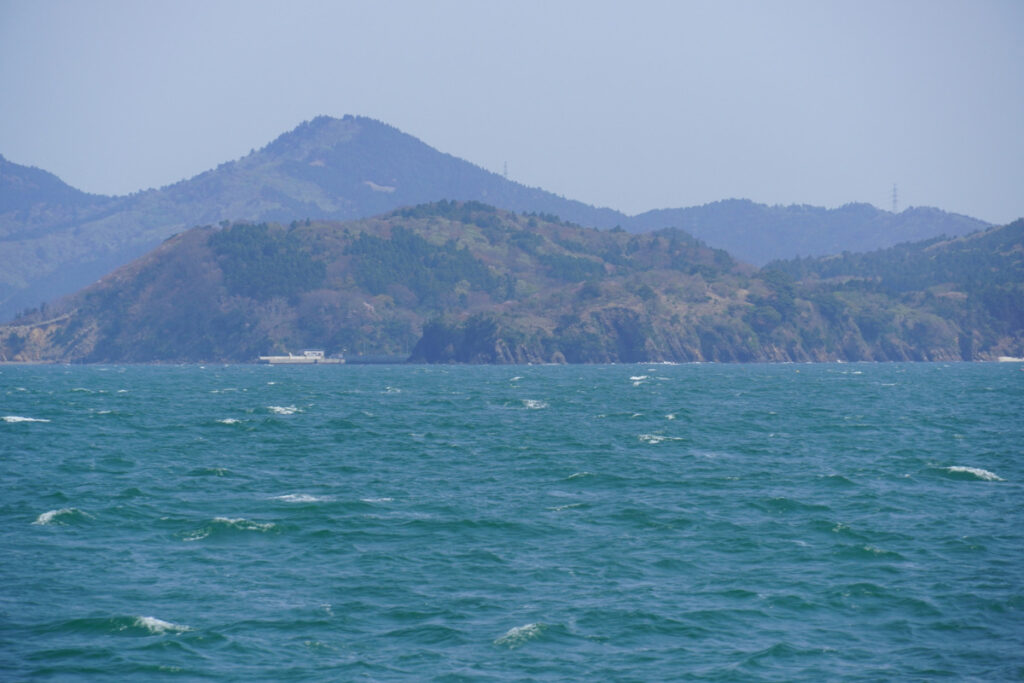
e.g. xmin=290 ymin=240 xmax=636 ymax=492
xmin=1 ymin=204 xmax=1019 ymax=364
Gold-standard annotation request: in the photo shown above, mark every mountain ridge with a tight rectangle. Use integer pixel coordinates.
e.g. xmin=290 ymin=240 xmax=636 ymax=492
xmin=0 ymin=115 xmax=993 ymax=321
xmin=0 ymin=203 xmax=1018 ymax=364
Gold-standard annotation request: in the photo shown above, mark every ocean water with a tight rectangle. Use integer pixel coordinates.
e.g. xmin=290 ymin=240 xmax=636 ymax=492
xmin=1 ymin=363 xmax=1022 ymax=680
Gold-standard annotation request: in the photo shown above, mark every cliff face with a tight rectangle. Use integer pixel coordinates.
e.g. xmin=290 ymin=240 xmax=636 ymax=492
xmin=5 ymin=201 xmax=1011 ymax=364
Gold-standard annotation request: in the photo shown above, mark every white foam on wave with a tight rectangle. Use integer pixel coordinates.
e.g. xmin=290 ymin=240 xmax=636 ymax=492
xmin=268 ymin=405 xmax=300 ymax=415
xmin=214 ymin=517 xmax=275 ymax=530
xmin=510 ymin=376 xmax=523 ymax=382
xmin=494 ymin=622 xmax=545 ymax=648
xmin=183 ymin=517 xmax=276 ymax=542
xmin=360 ymin=497 xmax=394 ymax=503
xmin=630 ymin=375 xmax=649 ymax=381
xmin=638 ymin=433 xmax=684 ymax=444
xmin=32 ymin=508 xmax=88 ymax=525
xmin=3 ymin=415 xmax=51 ymax=423
xmin=566 ymin=471 xmax=593 ymax=480
xmin=547 ymin=502 xmax=584 ymax=512
xmin=135 ymin=616 xmax=191 ymax=634
xmin=273 ymin=493 xmax=329 ymax=503
xmin=522 ymin=399 xmax=548 ymax=410
xmin=946 ymin=466 xmax=1003 ymax=481
xmin=217 ymin=418 xmax=242 ymax=425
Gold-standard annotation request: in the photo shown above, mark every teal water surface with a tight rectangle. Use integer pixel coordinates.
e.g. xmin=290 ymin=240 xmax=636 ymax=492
xmin=2 ymin=363 xmax=1022 ymax=680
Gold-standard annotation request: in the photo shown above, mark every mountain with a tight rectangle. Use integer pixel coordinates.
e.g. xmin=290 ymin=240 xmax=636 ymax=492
xmin=0 ymin=116 xmax=993 ymax=322
xmin=0 ymin=116 xmax=625 ymax=323
xmin=1 ymin=202 xmax=1019 ymax=364
xmin=631 ymin=200 xmax=989 ymax=265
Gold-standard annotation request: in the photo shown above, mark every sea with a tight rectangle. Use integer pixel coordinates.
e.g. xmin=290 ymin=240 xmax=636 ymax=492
xmin=1 ymin=362 xmax=1021 ymax=680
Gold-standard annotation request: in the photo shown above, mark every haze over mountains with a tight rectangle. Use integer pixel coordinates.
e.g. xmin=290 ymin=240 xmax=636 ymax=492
xmin=0 ymin=115 xmax=990 ymax=322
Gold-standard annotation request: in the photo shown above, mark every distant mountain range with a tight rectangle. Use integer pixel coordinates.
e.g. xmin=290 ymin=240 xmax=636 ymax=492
xmin=1 ymin=202 xmax=1019 ymax=364
xmin=0 ymin=115 xmax=992 ymax=322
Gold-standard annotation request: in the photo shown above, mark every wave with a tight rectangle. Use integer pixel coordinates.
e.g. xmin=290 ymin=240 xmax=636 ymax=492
xmin=638 ymin=433 xmax=684 ymax=444
xmin=44 ymin=615 xmax=192 ymax=636
xmin=547 ymin=502 xmax=586 ymax=512
xmin=3 ymin=415 xmax=50 ymax=423
xmin=216 ymin=418 xmax=243 ymax=425
xmin=182 ymin=517 xmax=278 ymax=541
xmin=360 ymin=497 xmax=393 ymax=503
xmin=32 ymin=507 xmax=90 ymax=525
xmin=273 ymin=494 xmax=330 ymax=503
xmin=134 ymin=616 xmax=192 ymax=635
xmin=267 ymin=405 xmax=300 ymax=415
xmin=521 ymin=399 xmax=548 ymax=409
xmin=189 ymin=467 xmax=228 ymax=477
xmin=494 ymin=622 xmax=546 ymax=648
xmin=945 ymin=466 xmax=1003 ymax=481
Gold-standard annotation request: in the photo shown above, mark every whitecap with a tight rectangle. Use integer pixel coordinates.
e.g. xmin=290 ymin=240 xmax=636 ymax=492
xmin=183 ymin=517 xmax=275 ymax=541
xmin=946 ymin=466 xmax=1003 ymax=481
xmin=32 ymin=508 xmax=88 ymax=525
xmin=638 ymin=433 xmax=684 ymax=444
xmin=566 ymin=471 xmax=593 ymax=480
xmin=629 ymin=375 xmax=649 ymax=381
xmin=522 ymin=399 xmax=547 ymax=410
xmin=3 ymin=415 xmax=51 ymax=423
xmin=360 ymin=497 xmax=394 ymax=503
xmin=212 ymin=517 xmax=275 ymax=531
xmin=547 ymin=503 xmax=584 ymax=512
xmin=268 ymin=405 xmax=300 ymax=415
xmin=494 ymin=622 xmax=545 ymax=648
xmin=273 ymin=494 xmax=329 ymax=503
xmin=510 ymin=376 xmax=523 ymax=382
xmin=135 ymin=616 xmax=191 ymax=634
xmin=217 ymin=418 xmax=242 ymax=425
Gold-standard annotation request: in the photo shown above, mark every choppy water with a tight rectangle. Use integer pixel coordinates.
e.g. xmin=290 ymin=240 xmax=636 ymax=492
xmin=2 ymin=363 xmax=1022 ymax=680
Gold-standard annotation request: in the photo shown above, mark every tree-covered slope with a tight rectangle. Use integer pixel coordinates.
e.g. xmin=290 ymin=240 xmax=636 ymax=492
xmin=767 ymin=219 xmax=1024 ymax=360
xmin=1 ymin=116 xmax=995 ymax=323
xmin=0 ymin=117 xmax=623 ymax=322
xmin=1 ymin=203 xmax=1019 ymax=364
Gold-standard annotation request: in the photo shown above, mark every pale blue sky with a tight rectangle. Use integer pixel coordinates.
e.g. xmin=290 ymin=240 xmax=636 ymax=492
xmin=1 ymin=0 xmax=1021 ymax=223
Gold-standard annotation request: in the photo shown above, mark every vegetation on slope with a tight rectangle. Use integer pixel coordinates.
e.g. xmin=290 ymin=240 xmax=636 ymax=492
xmin=0 ymin=204 xmax=1019 ymax=363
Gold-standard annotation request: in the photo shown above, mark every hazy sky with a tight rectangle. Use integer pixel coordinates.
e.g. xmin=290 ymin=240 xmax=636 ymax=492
xmin=1 ymin=0 xmax=1021 ymax=223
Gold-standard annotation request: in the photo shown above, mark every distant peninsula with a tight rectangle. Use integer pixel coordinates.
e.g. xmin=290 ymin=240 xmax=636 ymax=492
xmin=0 ymin=202 xmax=1019 ymax=364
